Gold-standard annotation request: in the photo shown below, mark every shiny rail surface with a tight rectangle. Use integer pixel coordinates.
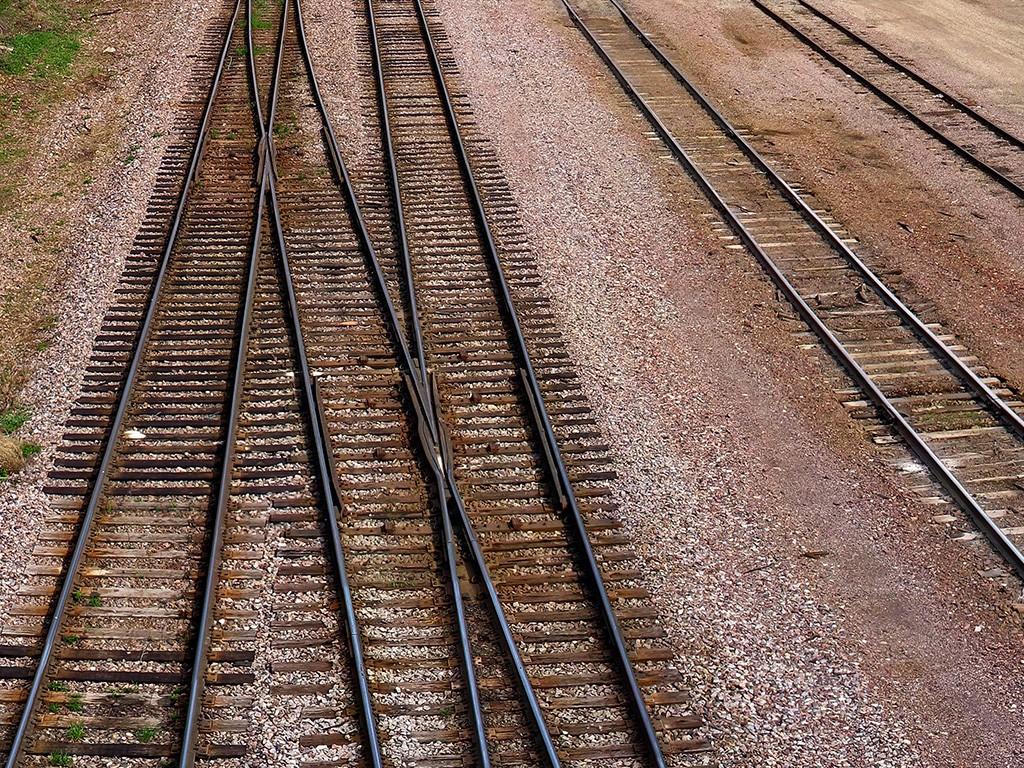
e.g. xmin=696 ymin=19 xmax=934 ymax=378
xmin=563 ymin=0 xmax=1024 ymax=577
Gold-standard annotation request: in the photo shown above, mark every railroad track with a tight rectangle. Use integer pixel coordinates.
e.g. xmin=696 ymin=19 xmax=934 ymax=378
xmin=751 ymin=0 xmax=1024 ymax=199
xmin=0 ymin=0 xmax=707 ymax=763
xmin=562 ymin=0 xmax=1024 ymax=578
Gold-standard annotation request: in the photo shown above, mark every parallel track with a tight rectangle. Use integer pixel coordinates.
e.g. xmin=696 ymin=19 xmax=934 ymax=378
xmin=0 ymin=0 xmax=382 ymax=762
xmin=1 ymin=0 xmax=259 ymax=761
xmin=563 ymin=0 xmax=1024 ymax=577
xmin=1 ymin=0 xmax=709 ymax=763
xmin=751 ymin=0 xmax=1024 ymax=199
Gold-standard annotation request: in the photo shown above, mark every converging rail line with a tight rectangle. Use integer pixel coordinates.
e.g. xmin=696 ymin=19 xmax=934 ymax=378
xmin=0 ymin=0 xmax=707 ymax=763
xmin=751 ymin=0 xmax=1024 ymax=199
xmin=0 ymin=0 xmax=383 ymax=761
xmin=563 ymin=0 xmax=1024 ymax=577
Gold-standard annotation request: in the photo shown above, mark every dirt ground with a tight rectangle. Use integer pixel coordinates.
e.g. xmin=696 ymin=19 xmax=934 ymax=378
xmin=610 ymin=0 xmax=1024 ymax=406
xmin=820 ymin=0 xmax=1024 ymax=119
xmin=431 ymin=0 xmax=1024 ymax=764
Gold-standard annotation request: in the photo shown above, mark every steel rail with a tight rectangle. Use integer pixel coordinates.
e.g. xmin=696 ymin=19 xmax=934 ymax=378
xmin=606 ymin=0 xmax=1024 ymax=444
xmin=251 ymin=2 xmax=386 ymax=763
xmin=358 ymin=0 xmax=492 ymax=752
xmin=266 ymin=167 xmax=386 ymax=768
xmin=177 ymin=144 xmax=266 ymax=768
xmin=177 ymin=0 xmax=288 ymax=762
xmin=561 ymin=0 xmax=1024 ymax=578
xmin=795 ymin=0 xmax=1024 ymax=153
xmin=293 ymin=0 xmax=561 ymax=762
xmin=411 ymin=0 xmax=667 ymax=764
xmin=294 ymin=0 xmax=561 ymax=765
xmin=289 ymin=1 xmax=493 ymax=761
xmin=2 ymin=2 xmax=245 ymax=764
xmin=362 ymin=0 xmax=428 ymax=389
xmin=408 ymin=379 xmax=494 ymax=768
xmin=750 ymin=0 xmax=1024 ymax=199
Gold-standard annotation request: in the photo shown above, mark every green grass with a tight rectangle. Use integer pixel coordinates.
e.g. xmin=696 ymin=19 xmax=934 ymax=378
xmin=48 ymin=680 xmax=69 ymax=692
xmin=48 ymin=751 xmax=72 ymax=767
xmin=0 ymin=130 xmax=26 ymax=166
xmin=66 ymin=692 xmax=84 ymax=712
xmin=61 ymin=634 xmax=79 ymax=645
xmin=250 ymin=0 xmax=270 ymax=29
xmin=0 ymin=30 xmax=80 ymax=79
xmin=0 ymin=406 xmax=29 ymax=433
xmin=20 ymin=441 xmax=40 ymax=458
xmin=66 ymin=721 xmax=84 ymax=742
xmin=88 ymin=592 xmax=100 ymax=607
xmin=135 ymin=726 xmax=158 ymax=743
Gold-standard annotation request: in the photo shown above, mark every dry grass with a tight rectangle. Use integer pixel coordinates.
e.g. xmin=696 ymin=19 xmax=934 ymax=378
xmin=0 ymin=265 xmax=58 ymax=412
xmin=0 ymin=435 xmax=26 ymax=476
xmin=0 ymin=0 xmax=99 ymax=414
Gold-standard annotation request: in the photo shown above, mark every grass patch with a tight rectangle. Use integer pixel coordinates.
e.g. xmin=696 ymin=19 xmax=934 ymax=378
xmin=0 ymin=0 xmax=89 ymax=190
xmin=48 ymin=751 xmax=72 ymax=767
xmin=66 ymin=692 xmax=84 ymax=712
xmin=66 ymin=721 xmax=84 ymax=741
xmin=0 ymin=0 xmax=104 ymax=465
xmin=0 ymin=406 xmax=29 ymax=433
xmin=0 ymin=29 xmax=80 ymax=78
xmin=250 ymin=0 xmax=270 ymax=29
xmin=135 ymin=726 xmax=157 ymax=743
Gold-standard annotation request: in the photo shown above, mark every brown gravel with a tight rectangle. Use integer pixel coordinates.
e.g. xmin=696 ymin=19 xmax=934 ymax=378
xmin=0 ymin=0 xmax=228 ymax=615
xmin=427 ymin=0 xmax=1024 ymax=764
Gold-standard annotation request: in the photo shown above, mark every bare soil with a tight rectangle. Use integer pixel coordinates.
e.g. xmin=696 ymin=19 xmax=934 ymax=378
xmin=609 ymin=0 xmax=1024 ymax=412
xmin=432 ymin=0 xmax=1024 ymax=764
xmin=821 ymin=0 xmax=1024 ymax=120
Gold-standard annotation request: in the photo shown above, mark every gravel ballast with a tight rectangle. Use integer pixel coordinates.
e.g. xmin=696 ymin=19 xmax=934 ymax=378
xmin=3 ymin=0 xmax=1023 ymax=765
xmin=0 ymin=0 xmax=230 ymax=620
xmin=424 ymin=0 xmax=1024 ymax=764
